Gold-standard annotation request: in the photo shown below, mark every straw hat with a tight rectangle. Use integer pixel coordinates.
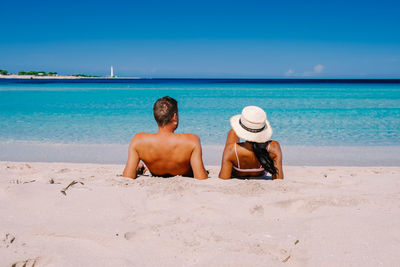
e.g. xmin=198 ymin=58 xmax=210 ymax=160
xmin=230 ymin=106 xmax=273 ymax=143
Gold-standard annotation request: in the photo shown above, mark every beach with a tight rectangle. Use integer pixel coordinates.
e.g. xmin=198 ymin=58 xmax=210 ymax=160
xmin=1 ymin=161 xmax=400 ymax=266
xmin=1 ymin=79 xmax=399 ymax=266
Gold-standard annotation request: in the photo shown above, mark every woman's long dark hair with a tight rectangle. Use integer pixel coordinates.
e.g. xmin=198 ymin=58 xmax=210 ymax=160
xmin=251 ymin=142 xmax=278 ymax=175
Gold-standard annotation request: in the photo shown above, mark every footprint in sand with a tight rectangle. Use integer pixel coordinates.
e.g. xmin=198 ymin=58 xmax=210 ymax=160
xmin=1 ymin=233 xmax=16 ymax=248
xmin=275 ymin=197 xmax=365 ymax=212
xmin=123 ymin=227 xmax=161 ymax=241
xmin=11 ymin=257 xmax=49 ymax=267
xmin=9 ymin=179 xmax=36 ymax=185
xmin=249 ymin=205 xmax=264 ymax=215
xmin=6 ymin=165 xmax=18 ymax=169
xmin=58 ymin=168 xmax=70 ymax=173
xmin=124 ymin=231 xmax=136 ymax=240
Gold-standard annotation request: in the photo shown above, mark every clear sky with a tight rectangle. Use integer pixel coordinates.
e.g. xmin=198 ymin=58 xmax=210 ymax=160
xmin=1 ymin=0 xmax=399 ymax=78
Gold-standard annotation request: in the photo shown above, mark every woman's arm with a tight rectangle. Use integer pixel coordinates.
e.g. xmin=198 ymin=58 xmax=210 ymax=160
xmin=225 ymin=129 xmax=239 ymax=146
xmin=269 ymin=141 xmax=284 ymax=179
xmin=218 ymin=144 xmax=234 ymax=179
xmin=219 ymin=130 xmax=237 ymax=179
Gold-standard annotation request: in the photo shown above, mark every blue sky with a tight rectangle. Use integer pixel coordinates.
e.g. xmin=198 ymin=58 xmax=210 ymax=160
xmin=1 ymin=0 xmax=399 ymax=78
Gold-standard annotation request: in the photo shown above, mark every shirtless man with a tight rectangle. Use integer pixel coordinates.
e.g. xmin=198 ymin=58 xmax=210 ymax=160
xmin=123 ymin=96 xmax=208 ymax=180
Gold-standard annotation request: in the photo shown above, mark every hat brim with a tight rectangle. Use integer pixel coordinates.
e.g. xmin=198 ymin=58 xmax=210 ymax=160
xmin=230 ymin=114 xmax=273 ymax=143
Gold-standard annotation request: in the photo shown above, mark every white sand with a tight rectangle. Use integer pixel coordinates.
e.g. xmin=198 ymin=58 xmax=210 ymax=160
xmin=1 ymin=162 xmax=400 ymax=266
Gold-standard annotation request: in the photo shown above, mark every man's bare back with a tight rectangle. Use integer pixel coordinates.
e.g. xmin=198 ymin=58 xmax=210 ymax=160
xmin=123 ymin=96 xmax=207 ymax=180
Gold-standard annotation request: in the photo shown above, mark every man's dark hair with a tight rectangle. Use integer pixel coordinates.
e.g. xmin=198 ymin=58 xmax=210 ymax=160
xmin=153 ymin=96 xmax=178 ymax=126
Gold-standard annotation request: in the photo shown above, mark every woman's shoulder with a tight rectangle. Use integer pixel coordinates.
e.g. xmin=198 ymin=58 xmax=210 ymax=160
xmin=267 ymin=140 xmax=282 ymax=154
xmin=268 ymin=140 xmax=280 ymax=146
xmin=223 ymin=142 xmax=236 ymax=154
xmin=221 ymin=142 xmax=239 ymax=165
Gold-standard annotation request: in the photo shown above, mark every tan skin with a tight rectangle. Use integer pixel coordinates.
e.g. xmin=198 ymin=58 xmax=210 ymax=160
xmin=123 ymin=113 xmax=208 ymax=180
xmin=218 ymin=129 xmax=284 ymax=180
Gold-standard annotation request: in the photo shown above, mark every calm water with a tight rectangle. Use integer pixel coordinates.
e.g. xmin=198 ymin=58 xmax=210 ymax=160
xmin=0 ymin=79 xmax=399 ymax=146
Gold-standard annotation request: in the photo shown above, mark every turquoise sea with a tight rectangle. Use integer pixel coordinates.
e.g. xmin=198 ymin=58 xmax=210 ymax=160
xmin=0 ymin=79 xmax=399 ymax=147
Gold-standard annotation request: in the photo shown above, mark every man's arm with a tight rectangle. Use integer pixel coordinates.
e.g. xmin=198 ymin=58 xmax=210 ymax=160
xmin=189 ymin=136 xmax=208 ymax=180
xmin=122 ymin=139 xmax=140 ymax=179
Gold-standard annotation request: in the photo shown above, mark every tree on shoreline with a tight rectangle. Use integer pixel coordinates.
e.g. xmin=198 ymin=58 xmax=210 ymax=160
xmin=17 ymin=71 xmax=48 ymax=76
xmin=18 ymin=71 xmax=42 ymax=76
xmin=1 ymin=70 xmax=100 ymax=77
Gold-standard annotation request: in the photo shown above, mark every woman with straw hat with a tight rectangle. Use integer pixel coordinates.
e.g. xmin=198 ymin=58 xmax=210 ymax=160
xmin=218 ymin=106 xmax=283 ymax=179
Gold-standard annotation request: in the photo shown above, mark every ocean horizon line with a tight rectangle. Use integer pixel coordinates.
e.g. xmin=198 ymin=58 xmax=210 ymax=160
xmin=1 ymin=77 xmax=400 ymax=84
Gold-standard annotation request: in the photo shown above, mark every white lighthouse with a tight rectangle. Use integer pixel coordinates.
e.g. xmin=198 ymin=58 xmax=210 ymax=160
xmin=110 ymin=66 xmax=114 ymax=78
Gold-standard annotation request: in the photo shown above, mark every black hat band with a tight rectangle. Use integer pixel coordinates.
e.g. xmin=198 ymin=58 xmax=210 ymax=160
xmin=239 ymin=119 xmax=266 ymax=133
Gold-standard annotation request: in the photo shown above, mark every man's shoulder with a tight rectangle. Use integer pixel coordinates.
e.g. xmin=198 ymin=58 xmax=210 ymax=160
xmin=133 ymin=132 xmax=152 ymax=139
xmin=175 ymin=133 xmax=201 ymax=143
xmin=129 ymin=132 xmax=153 ymax=146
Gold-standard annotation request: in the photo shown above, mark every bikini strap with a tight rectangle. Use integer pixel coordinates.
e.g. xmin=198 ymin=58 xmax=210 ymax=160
xmin=234 ymin=143 xmax=240 ymax=169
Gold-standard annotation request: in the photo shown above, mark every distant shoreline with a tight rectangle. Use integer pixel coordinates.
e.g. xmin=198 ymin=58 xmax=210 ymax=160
xmin=1 ymin=76 xmax=400 ymax=83
xmin=0 ymin=74 xmax=140 ymax=80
